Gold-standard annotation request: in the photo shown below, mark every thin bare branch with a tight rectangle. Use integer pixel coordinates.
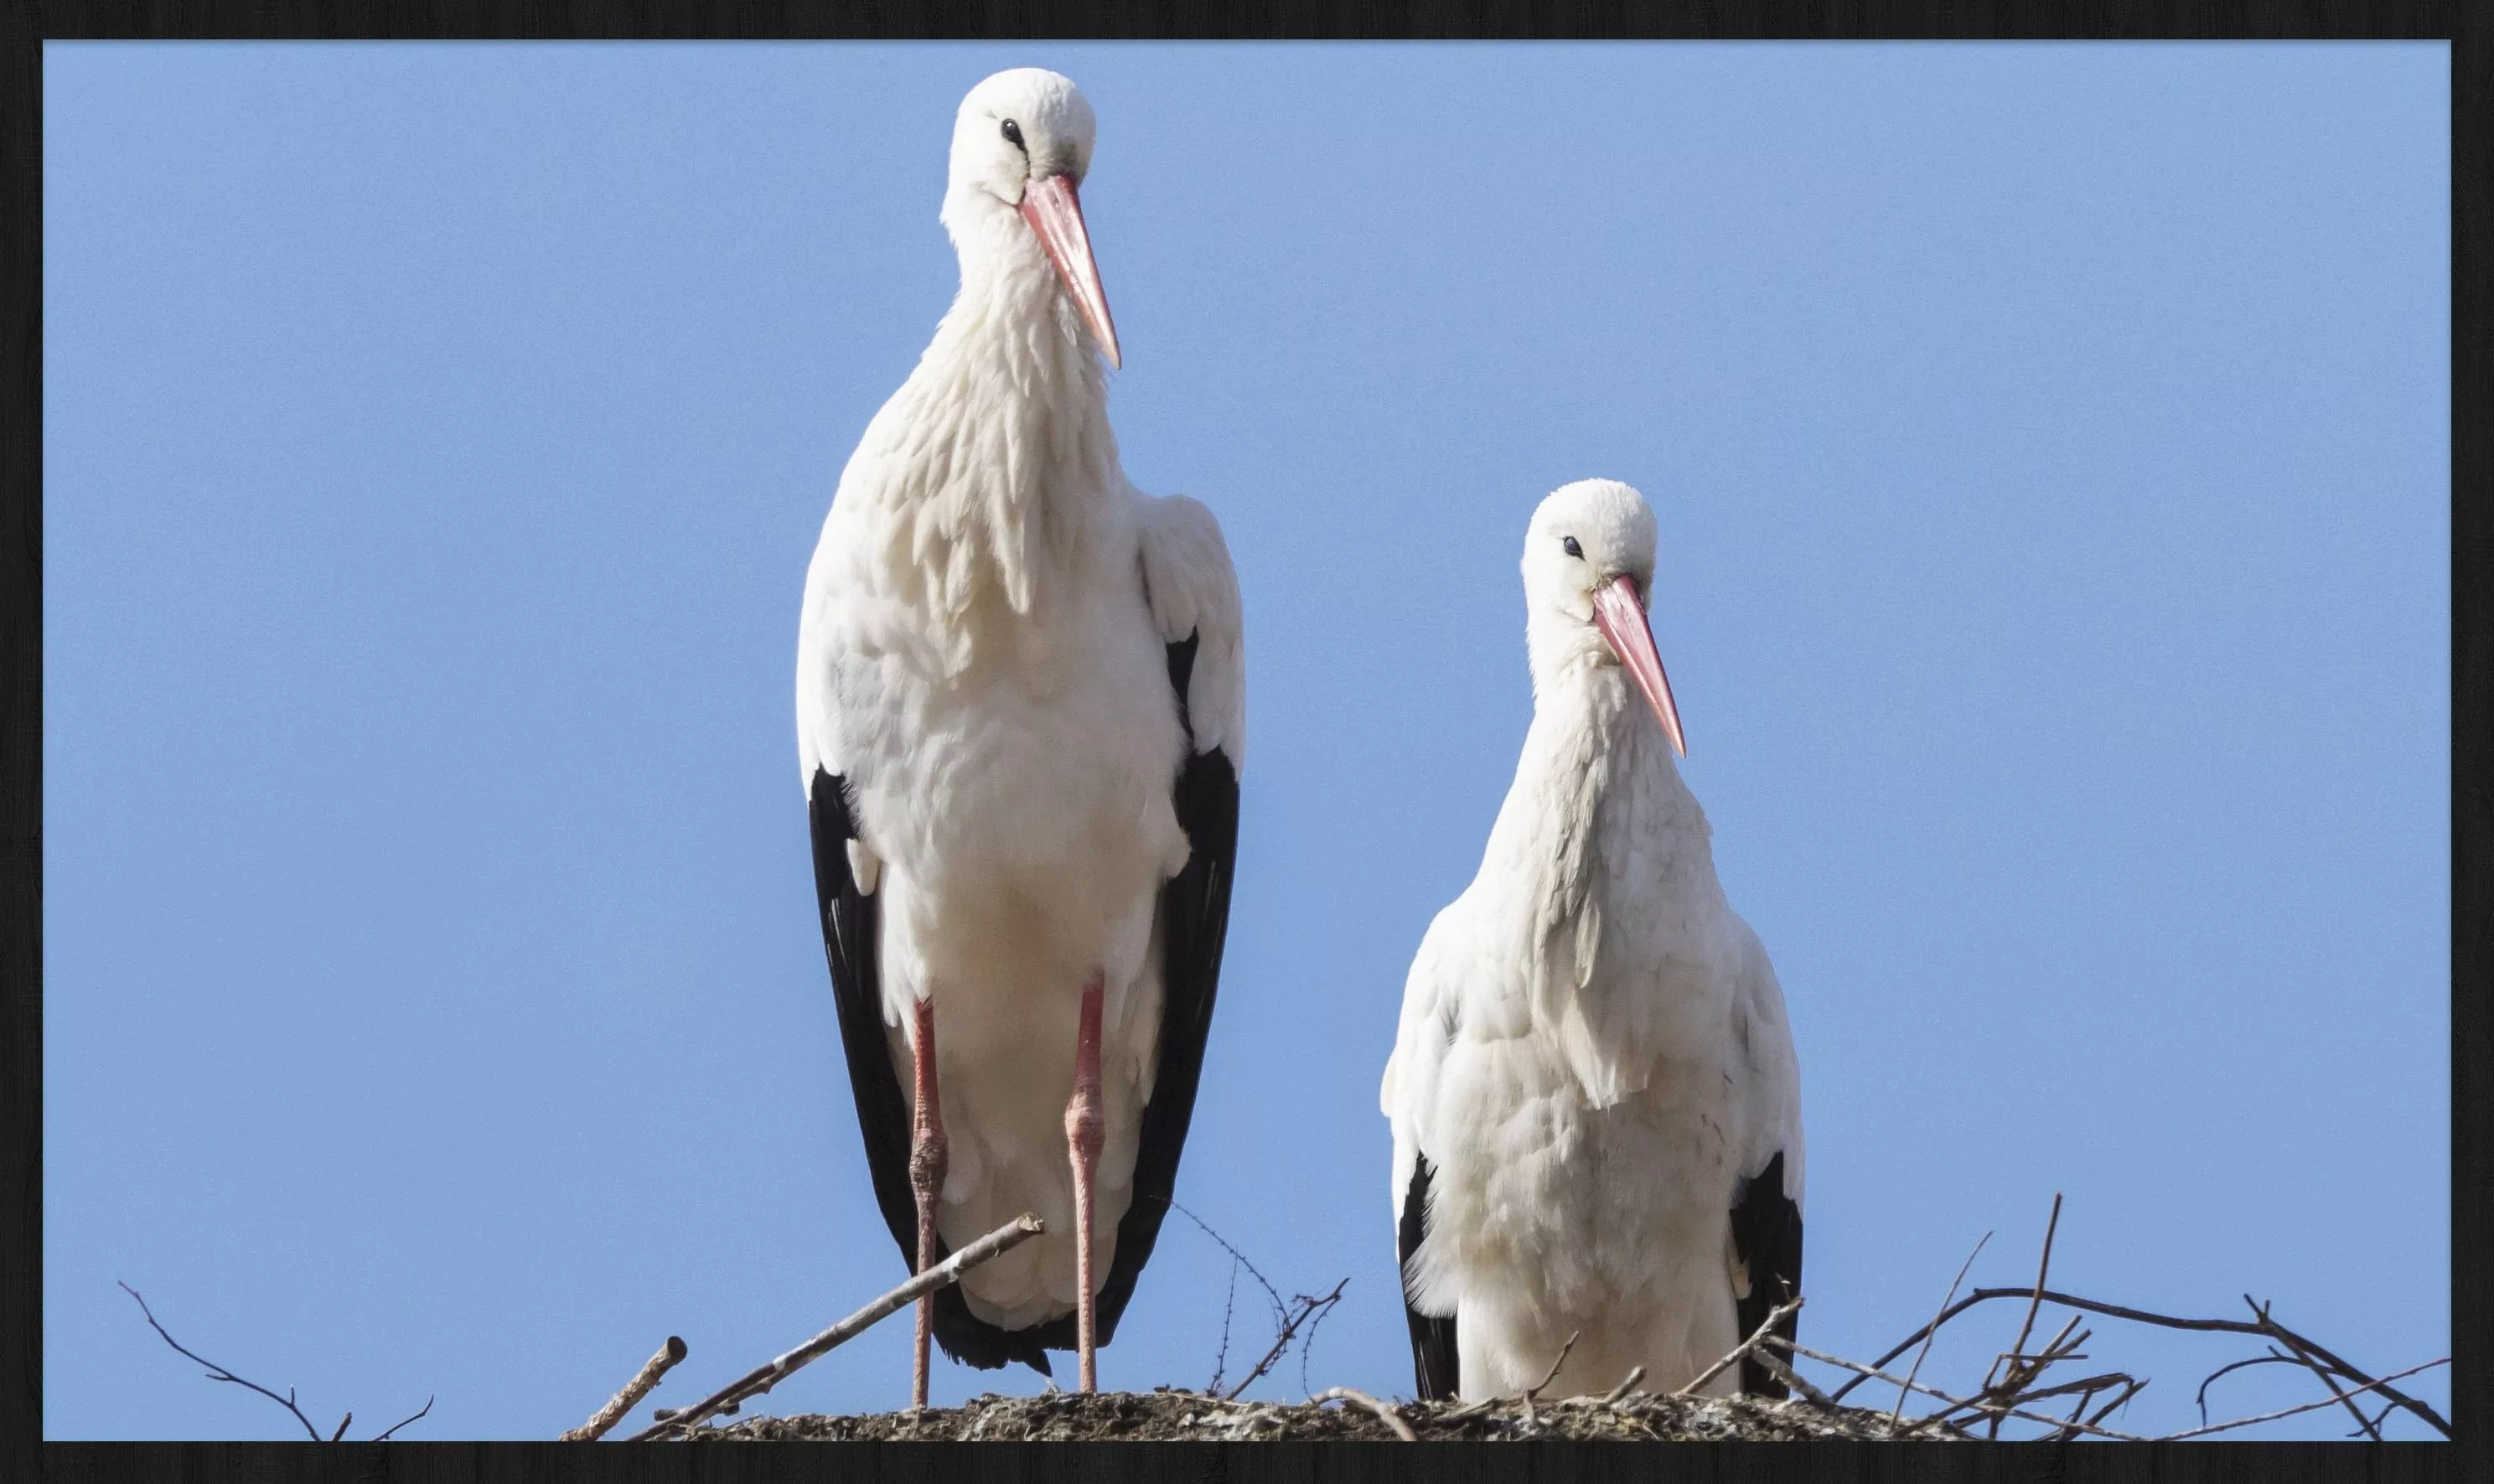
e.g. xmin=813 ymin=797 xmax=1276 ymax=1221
xmin=1980 ymin=1313 xmax=2084 ymax=1439
xmin=2012 ymin=1371 xmax=2139 ymax=1406
xmin=563 ymin=1336 xmax=688 ymax=1441
xmin=1219 ymin=1278 xmax=1347 ymax=1402
xmin=1911 ymin=1330 xmax=2119 ymax=1443
xmin=1747 ymin=1345 xmax=1834 ymax=1407
xmin=1169 ymin=1200 xmax=1286 ymax=1326
xmin=1162 ymin=1202 xmax=1307 ymax=1396
xmin=2052 ymin=1379 xmax=2107 ymax=1443
xmin=1513 ymin=1328 xmax=1581 ymax=1425
xmin=1845 ymin=1229 xmax=1985 ymax=1416
xmin=1850 ymin=1285 xmax=2450 ymax=1438
xmin=121 ymin=1280 xmax=435 ymax=1442
xmin=120 ymin=1281 xmax=325 ymax=1442
xmin=2195 ymin=1348 xmax=2300 ymax=1425
xmin=2247 ymin=1295 xmax=2384 ymax=1442
xmin=1298 ymin=1278 xmax=1346 ymax=1398
xmin=1526 ymin=1330 xmax=1581 ymax=1399
xmin=1981 ymin=1192 xmax=2063 ymax=1440
xmin=2005 ymin=1194 xmax=2062 ymax=1378
xmin=1310 ymin=1387 xmax=1416 ymax=1441
xmin=1764 ymin=1335 xmax=2150 ymax=1441
xmin=633 ymin=1213 xmax=1043 ymax=1440
xmin=1208 ymin=1257 xmax=1238 ymax=1395
xmin=2156 ymin=1358 xmax=2449 ymax=1440
xmin=1596 ymin=1367 xmax=1646 ymax=1404
xmin=370 ymin=1397 xmax=433 ymax=1442
xmin=1677 ymin=1295 xmax=1804 ymax=1398
xmin=2085 ymin=1378 xmax=2147 ymax=1429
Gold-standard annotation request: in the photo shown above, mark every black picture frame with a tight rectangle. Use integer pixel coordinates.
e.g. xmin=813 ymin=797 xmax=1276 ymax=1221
xmin=4 ymin=4 xmax=2476 ymax=1481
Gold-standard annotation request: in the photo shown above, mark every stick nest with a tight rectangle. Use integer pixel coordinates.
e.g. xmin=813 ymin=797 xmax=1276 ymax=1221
xmin=679 ymin=1388 xmax=1930 ymax=1442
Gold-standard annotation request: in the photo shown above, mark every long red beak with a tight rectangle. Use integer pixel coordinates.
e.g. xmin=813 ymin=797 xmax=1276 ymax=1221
xmin=1018 ymin=173 xmax=1121 ymax=370
xmin=1591 ymin=575 xmax=1688 ymax=758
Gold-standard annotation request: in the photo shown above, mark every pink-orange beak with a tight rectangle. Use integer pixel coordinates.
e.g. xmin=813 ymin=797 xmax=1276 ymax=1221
xmin=1018 ymin=173 xmax=1121 ymax=370
xmin=1591 ymin=574 xmax=1689 ymax=758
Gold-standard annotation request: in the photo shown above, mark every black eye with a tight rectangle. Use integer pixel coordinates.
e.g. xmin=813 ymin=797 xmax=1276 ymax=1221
xmin=1562 ymin=535 xmax=1583 ymax=559
xmin=1001 ymin=118 xmax=1026 ymax=150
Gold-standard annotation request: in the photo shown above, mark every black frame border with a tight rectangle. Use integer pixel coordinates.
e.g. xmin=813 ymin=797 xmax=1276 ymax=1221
xmin=3 ymin=3 xmax=2477 ymax=1482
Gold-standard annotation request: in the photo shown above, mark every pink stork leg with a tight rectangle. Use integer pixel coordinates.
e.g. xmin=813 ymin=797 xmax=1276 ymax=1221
xmin=1063 ymin=972 xmax=1106 ymax=1394
xmin=908 ymin=993 xmax=947 ymax=1411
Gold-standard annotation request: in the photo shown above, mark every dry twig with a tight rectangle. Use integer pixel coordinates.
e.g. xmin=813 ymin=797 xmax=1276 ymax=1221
xmin=2083 ymin=1378 xmax=2148 ymax=1431
xmin=1846 ymin=1283 xmax=2448 ymax=1438
xmin=1800 ymin=1200 xmax=2440 ymax=1441
xmin=1167 ymin=1200 xmax=1286 ymax=1396
xmin=1881 ymin=1229 xmax=1990 ymax=1425
xmin=633 ymin=1213 xmax=1043 ymax=1440
xmin=1310 ymin=1387 xmax=1416 ymax=1441
xmin=1982 ymin=1192 xmax=2063 ymax=1439
xmin=1594 ymin=1366 xmax=1646 ymax=1404
xmin=1525 ymin=1330 xmax=1580 ymax=1399
xmin=2155 ymin=1358 xmax=2449 ymax=1441
xmin=1676 ymin=1295 xmax=1803 ymax=1398
xmin=2195 ymin=1349 xmax=2310 ymax=1425
xmin=562 ymin=1336 xmax=687 ymax=1441
xmin=1749 ymin=1345 xmax=1835 ymax=1407
xmin=2245 ymin=1295 xmax=2385 ymax=1442
xmin=1219 ymin=1277 xmax=1348 ymax=1401
xmin=121 ymin=1280 xmax=430 ymax=1443
xmin=370 ymin=1397 xmax=435 ymax=1442
xmin=1514 ymin=1329 xmax=1581 ymax=1425
xmin=1297 ymin=1277 xmax=1347 ymax=1398
xmin=1765 ymin=1334 xmax=2150 ymax=1441
xmin=121 ymin=1281 xmax=326 ymax=1440
xmin=1208 ymin=1256 xmax=1239 ymax=1395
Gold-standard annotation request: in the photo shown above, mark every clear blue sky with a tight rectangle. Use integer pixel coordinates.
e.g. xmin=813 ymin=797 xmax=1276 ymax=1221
xmin=44 ymin=43 xmax=2447 ymax=1440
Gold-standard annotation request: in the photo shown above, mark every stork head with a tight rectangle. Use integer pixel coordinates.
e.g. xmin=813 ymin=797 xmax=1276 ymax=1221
xmin=1522 ymin=479 xmax=1687 ymax=756
xmin=940 ymin=68 xmax=1120 ymax=368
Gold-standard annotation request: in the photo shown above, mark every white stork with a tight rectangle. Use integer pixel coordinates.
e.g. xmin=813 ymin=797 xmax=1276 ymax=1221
xmin=795 ymin=68 xmax=1244 ymax=1404
xmin=1380 ymin=478 xmax=1803 ymax=1402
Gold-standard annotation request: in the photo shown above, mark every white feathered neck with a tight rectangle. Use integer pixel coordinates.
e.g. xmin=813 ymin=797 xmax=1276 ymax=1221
xmin=839 ymin=205 xmax=1125 ymax=663
xmin=1490 ymin=648 xmax=1719 ymax=1104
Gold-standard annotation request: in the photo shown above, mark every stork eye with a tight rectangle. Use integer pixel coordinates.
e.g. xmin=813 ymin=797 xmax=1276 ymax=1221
xmin=1562 ymin=536 xmax=1584 ymax=560
xmin=1001 ymin=118 xmax=1026 ymax=150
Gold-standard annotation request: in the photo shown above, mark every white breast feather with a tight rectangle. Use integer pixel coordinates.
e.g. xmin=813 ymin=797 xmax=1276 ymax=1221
xmin=1380 ymin=658 xmax=1805 ymax=1395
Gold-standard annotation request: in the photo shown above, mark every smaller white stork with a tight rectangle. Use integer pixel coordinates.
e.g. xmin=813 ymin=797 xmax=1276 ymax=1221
xmin=1381 ymin=479 xmax=1804 ymax=1402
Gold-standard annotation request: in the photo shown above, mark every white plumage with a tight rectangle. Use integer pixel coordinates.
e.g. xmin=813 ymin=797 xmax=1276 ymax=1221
xmin=1382 ymin=478 xmax=1803 ymax=1401
xmin=795 ymin=68 xmax=1244 ymax=1399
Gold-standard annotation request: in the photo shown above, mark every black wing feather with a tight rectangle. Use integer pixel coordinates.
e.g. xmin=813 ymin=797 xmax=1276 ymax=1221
xmin=1086 ymin=633 xmax=1239 ymax=1341
xmin=806 ymin=631 xmax=1235 ymax=1372
xmin=1398 ymin=1151 xmax=1461 ymax=1399
xmin=809 ymin=767 xmax=1053 ymax=1373
xmin=1727 ymin=1150 xmax=1804 ymax=1397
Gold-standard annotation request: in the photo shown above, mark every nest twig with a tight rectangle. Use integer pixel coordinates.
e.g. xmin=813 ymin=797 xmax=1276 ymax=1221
xmin=1219 ymin=1277 xmax=1348 ymax=1401
xmin=562 ymin=1336 xmax=687 ymax=1441
xmin=1807 ymin=1194 xmax=2450 ymax=1440
xmin=1310 ymin=1387 xmax=1416 ymax=1440
xmin=629 ymin=1213 xmax=1043 ymax=1440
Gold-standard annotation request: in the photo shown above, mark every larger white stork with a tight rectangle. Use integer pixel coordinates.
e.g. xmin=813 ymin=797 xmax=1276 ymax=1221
xmin=796 ymin=69 xmax=1244 ymax=1404
xmin=1381 ymin=479 xmax=1803 ymax=1402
